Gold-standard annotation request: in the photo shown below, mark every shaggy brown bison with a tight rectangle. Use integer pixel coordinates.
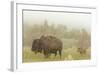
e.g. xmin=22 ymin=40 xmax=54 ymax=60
xmin=31 ymin=39 xmax=42 ymax=54
xmin=40 ymin=36 xmax=63 ymax=58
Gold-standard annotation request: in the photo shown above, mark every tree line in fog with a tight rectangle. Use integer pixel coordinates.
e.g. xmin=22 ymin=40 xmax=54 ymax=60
xmin=23 ymin=20 xmax=91 ymax=49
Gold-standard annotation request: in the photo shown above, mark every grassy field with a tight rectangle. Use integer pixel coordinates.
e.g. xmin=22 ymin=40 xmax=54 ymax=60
xmin=23 ymin=47 xmax=91 ymax=63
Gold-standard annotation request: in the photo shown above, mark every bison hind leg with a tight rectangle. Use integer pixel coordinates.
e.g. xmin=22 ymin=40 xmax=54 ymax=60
xmin=55 ymin=51 xmax=57 ymax=56
xmin=58 ymin=49 xmax=62 ymax=59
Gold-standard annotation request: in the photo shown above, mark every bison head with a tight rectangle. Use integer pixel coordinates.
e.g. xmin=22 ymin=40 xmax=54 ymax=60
xmin=31 ymin=39 xmax=42 ymax=54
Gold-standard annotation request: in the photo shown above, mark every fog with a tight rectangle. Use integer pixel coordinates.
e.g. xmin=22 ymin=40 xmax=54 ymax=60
xmin=23 ymin=10 xmax=91 ymax=31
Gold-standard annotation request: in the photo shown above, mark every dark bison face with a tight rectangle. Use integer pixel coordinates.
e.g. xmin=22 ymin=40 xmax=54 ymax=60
xmin=31 ymin=39 xmax=42 ymax=54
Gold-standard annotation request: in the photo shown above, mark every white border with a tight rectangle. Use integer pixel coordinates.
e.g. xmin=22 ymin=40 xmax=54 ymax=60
xmin=11 ymin=1 xmax=97 ymax=72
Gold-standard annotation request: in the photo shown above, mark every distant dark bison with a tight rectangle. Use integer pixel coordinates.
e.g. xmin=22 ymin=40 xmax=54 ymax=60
xmin=31 ymin=36 xmax=63 ymax=58
xmin=77 ymin=48 xmax=86 ymax=55
xmin=40 ymin=36 xmax=63 ymax=58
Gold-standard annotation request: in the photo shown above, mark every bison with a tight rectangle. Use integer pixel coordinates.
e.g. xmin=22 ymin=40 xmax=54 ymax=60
xmin=39 ymin=35 xmax=63 ymax=58
xmin=31 ymin=36 xmax=63 ymax=58
xmin=77 ymin=48 xmax=86 ymax=55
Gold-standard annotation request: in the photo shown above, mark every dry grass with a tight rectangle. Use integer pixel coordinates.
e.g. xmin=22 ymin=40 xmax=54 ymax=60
xmin=23 ymin=47 xmax=91 ymax=63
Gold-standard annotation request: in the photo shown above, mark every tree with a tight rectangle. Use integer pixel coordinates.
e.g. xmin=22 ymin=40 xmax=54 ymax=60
xmin=77 ymin=29 xmax=91 ymax=54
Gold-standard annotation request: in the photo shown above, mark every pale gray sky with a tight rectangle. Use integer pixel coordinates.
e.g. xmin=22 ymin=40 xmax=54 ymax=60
xmin=23 ymin=10 xmax=91 ymax=31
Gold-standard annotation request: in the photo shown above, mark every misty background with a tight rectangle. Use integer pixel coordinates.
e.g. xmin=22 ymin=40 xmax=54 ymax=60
xmin=23 ymin=10 xmax=91 ymax=50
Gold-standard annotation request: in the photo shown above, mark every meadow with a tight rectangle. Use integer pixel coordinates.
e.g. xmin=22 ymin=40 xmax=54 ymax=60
xmin=23 ymin=46 xmax=91 ymax=63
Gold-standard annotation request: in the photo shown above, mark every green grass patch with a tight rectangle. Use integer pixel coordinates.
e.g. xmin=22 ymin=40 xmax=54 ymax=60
xmin=23 ymin=47 xmax=91 ymax=63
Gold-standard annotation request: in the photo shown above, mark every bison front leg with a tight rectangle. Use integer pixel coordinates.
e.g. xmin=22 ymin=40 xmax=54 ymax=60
xmin=43 ymin=49 xmax=49 ymax=58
